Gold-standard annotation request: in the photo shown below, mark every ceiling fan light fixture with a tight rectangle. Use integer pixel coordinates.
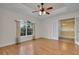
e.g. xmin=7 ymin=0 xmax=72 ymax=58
xmin=43 ymin=11 xmax=46 ymax=15
xmin=32 ymin=3 xmax=53 ymax=15
xmin=39 ymin=11 xmax=42 ymax=15
xmin=39 ymin=11 xmax=46 ymax=15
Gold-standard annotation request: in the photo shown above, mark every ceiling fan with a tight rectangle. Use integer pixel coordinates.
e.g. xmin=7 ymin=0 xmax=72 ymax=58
xmin=32 ymin=3 xmax=53 ymax=15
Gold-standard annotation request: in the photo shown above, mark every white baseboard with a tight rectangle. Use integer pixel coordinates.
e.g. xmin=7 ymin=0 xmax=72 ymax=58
xmin=0 ymin=39 xmax=32 ymax=48
xmin=75 ymin=41 xmax=79 ymax=45
xmin=0 ymin=42 xmax=16 ymax=47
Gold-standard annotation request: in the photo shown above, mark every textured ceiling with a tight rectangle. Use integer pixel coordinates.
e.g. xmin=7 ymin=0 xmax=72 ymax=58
xmin=0 ymin=3 xmax=79 ymax=20
xmin=22 ymin=3 xmax=79 ymax=19
xmin=22 ymin=3 xmax=65 ymax=11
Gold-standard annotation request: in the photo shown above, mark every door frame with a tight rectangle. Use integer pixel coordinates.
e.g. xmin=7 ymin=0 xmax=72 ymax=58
xmin=58 ymin=18 xmax=76 ymax=43
xmin=32 ymin=23 xmax=36 ymax=40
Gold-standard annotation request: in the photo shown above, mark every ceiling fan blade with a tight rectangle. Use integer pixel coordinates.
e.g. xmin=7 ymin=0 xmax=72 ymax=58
xmin=46 ymin=12 xmax=50 ymax=14
xmin=37 ymin=5 xmax=40 ymax=8
xmin=32 ymin=11 xmax=38 ymax=13
xmin=47 ymin=7 xmax=53 ymax=10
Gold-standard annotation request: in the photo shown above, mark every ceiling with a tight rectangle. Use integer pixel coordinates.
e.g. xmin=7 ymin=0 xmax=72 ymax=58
xmin=22 ymin=3 xmax=64 ymax=11
xmin=0 ymin=3 xmax=79 ymax=20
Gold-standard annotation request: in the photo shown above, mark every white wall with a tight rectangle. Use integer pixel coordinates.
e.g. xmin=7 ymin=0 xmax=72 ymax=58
xmin=0 ymin=8 xmax=40 ymax=47
xmin=75 ymin=17 xmax=79 ymax=45
xmin=0 ymin=9 xmax=4 ymax=45
xmin=39 ymin=17 xmax=59 ymax=40
xmin=40 ymin=11 xmax=79 ymax=41
xmin=1 ymin=6 xmax=79 ymax=47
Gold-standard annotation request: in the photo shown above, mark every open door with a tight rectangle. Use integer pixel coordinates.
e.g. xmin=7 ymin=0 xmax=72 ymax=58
xmin=75 ymin=17 xmax=79 ymax=45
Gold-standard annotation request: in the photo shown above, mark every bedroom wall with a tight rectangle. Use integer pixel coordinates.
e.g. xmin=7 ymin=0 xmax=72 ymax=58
xmin=0 ymin=8 xmax=40 ymax=47
xmin=1 ymin=6 xmax=79 ymax=47
xmin=40 ymin=11 xmax=79 ymax=42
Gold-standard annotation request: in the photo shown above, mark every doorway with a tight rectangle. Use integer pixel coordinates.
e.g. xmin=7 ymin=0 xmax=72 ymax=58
xmin=59 ymin=18 xmax=75 ymax=43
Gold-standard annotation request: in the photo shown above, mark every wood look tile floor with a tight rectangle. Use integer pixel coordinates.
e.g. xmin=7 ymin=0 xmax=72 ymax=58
xmin=0 ymin=39 xmax=79 ymax=55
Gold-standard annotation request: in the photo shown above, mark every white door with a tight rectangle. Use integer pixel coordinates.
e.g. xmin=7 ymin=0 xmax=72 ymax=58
xmin=75 ymin=17 xmax=79 ymax=45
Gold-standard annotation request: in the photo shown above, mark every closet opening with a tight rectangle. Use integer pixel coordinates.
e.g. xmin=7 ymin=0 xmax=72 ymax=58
xmin=59 ymin=18 xmax=75 ymax=43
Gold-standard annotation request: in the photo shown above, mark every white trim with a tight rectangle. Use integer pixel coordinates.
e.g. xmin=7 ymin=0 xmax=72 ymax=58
xmin=75 ymin=41 xmax=79 ymax=45
xmin=0 ymin=38 xmax=32 ymax=47
xmin=0 ymin=42 xmax=16 ymax=47
xmin=74 ymin=17 xmax=77 ymax=44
